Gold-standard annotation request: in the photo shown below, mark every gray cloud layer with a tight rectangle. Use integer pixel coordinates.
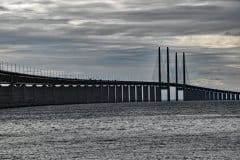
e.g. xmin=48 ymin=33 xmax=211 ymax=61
xmin=0 ymin=0 xmax=239 ymax=90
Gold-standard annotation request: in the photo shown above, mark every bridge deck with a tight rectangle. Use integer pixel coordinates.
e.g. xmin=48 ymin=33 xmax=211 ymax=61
xmin=0 ymin=70 xmax=240 ymax=108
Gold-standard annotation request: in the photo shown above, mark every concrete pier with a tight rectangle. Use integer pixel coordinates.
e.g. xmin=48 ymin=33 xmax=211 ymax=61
xmin=12 ymin=85 xmax=24 ymax=105
xmin=116 ymin=85 xmax=122 ymax=103
xmin=227 ymin=92 xmax=231 ymax=100
xmin=109 ymin=85 xmax=115 ymax=103
xmin=101 ymin=86 xmax=108 ymax=103
xmin=123 ymin=86 xmax=129 ymax=102
xmin=156 ymin=86 xmax=161 ymax=102
xmin=232 ymin=93 xmax=236 ymax=100
xmin=237 ymin=94 xmax=240 ymax=100
xmin=143 ymin=86 xmax=148 ymax=102
xmin=1 ymin=82 xmax=239 ymax=108
xmin=137 ymin=86 xmax=142 ymax=102
xmin=150 ymin=86 xmax=155 ymax=102
xmin=0 ymin=86 xmax=12 ymax=106
xmin=209 ymin=92 xmax=214 ymax=100
xmin=130 ymin=86 xmax=136 ymax=102
xmin=205 ymin=91 xmax=209 ymax=100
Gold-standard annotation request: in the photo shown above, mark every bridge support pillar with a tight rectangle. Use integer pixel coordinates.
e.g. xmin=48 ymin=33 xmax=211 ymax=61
xmin=176 ymin=87 xmax=179 ymax=101
xmin=123 ymin=85 xmax=129 ymax=102
xmin=100 ymin=85 xmax=108 ymax=103
xmin=0 ymin=85 xmax=13 ymax=107
xmin=86 ymin=85 xmax=93 ymax=103
xmin=192 ymin=88 xmax=202 ymax=101
xmin=143 ymin=86 xmax=148 ymax=102
xmin=150 ymin=86 xmax=155 ymax=102
xmin=229 ymin=92 xmax=232 ymax=100
xmin=24 ymin=85 xmax=35 ymax=105
xmin=236 ymin=93 xmax=240 ymax=101
xmin=219 ymin=92 xmax=222 ymax=100
xmin=97 ymin=86 xmax=102 ymax=103
xmin=208 ymin=91 xmax=211 ymax=100
xmin=214 ymin=92 xmax=218 ymax=100
xmin=156 ymin=86 xmax=161 ymax=101
xmin=68 ymin=85 xmax=76 ymax=104
xmin=227 ymin=92 xmax=231 ymax=100
xmin=167 ymin=87 xmax=170 ymax=101
xmin=217 ymin=92 xmax=220 ymax=100
xmin=48 ymin=85 xmax=55 ymax=105
xmin=88 ymin=85 xmax=94 ymax=103
xmin=209 ymin=91 xmax=212 ymax=100
xmin=130 ymin=85 xmax=136 ymax=102
xmin=116 ymin=85 xmax=122 ymax=103
xmin=46 ymin=85 xmax=54 ymax=105
xmin=12 ymin=84 xmax=24 ymax=106
xmin=237 ymin=94 xmax=240 ymax=100
xmin=222 ymin=92 xmax=226 ymax=100
xmin=218 ymin=92 xmax=221 ymax=100
xmin=109 ymin=85 xmax=116 ymax=103
xmin=53 ymin=85 xmax=61 ymax=104
xmin=199 ymin=89 xmax=205 ymax=100
xmin=62 ymin=85 xmax=69 ymax=104
xmin=137 ymin=85 xmax=142 ymax=102
xmin=205 ymin=91 xmax=209 ymax=100
xmin=77 ymin=85 xmax=86 ymax=104
xmin=209 ymin=91 xmax=214 ymax=100
xmin=232 ymin=93 xmax=236 ymax=100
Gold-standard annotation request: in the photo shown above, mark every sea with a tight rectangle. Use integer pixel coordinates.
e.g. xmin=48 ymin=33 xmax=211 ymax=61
xmin=0 ymin=101 xmax=240 ymax=160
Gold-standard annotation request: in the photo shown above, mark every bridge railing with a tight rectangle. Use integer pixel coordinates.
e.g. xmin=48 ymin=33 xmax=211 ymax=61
xmin=0 ymin=61 xmax=107 ymax=81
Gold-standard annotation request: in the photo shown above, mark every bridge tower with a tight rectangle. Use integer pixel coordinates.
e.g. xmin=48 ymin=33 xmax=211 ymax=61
xmin=158 ymin=47 xmax=184 ymax=101
xmin=183 ymin=52 xmax=186 ymax=101
xmin=183 ymin=52 xmax=186 ymax=85
xmin=175 ymin=52 xmax=178 ymax=101
xmin=158 ymin=47 xmax=162 ymax=101
xmin=167 ymin=47 xmax=170 ymax=101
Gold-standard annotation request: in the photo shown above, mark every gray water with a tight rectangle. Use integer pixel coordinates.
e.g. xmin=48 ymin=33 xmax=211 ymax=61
xmin=0 ymin=101 xmax=240 ymax=160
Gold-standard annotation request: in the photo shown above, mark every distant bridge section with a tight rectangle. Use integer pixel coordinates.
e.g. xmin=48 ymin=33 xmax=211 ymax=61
xmin=0 ymin=47 xmax=239 ymax=108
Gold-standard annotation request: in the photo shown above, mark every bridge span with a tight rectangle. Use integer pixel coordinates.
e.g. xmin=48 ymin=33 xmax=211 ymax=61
xmin=0 ymin=47 xmax=240 ymax=108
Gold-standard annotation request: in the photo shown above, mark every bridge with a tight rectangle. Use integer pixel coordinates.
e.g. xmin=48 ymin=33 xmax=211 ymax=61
xmin=0 ymin=47 xmax=240 ymax=108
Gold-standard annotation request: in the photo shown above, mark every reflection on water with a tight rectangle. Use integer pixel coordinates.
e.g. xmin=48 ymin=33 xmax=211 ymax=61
xmin=0 ymin=101 xmax=240 ymax=159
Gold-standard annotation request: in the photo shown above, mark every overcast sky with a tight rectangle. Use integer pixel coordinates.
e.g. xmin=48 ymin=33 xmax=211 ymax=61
xmin=0 ymin=0 xmax=239 ymax=91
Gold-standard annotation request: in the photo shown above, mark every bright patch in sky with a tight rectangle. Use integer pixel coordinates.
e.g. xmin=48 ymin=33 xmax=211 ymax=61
xmin=173 ymin=35 xmax=240 ymax=48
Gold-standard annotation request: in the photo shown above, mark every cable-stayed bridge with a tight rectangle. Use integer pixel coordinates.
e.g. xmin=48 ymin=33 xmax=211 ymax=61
xmin=0 ymin=47 xmax=240 ymax=108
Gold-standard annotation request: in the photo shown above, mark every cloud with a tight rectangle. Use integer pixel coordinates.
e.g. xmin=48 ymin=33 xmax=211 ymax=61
xmin=170 ymin=35 xmax=240 ymax=48
xmin=226 ymin=64 xmax=240 ymax=69
xmin=0 ymin=0 xmax=239 ymax=90
xmin=0 ymin=6 xmax=8 ymax=11
xmin=191 ymin=78 xmax=224 ymax=87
